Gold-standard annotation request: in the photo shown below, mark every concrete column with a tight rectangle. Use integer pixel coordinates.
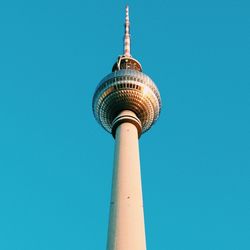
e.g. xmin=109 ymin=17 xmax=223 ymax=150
xmin=107 ymin=110 xmax=146 ymax=250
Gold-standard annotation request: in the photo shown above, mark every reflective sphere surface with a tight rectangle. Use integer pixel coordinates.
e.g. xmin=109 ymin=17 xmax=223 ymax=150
xmin=92 ymin=69 xmax=161 ymax=134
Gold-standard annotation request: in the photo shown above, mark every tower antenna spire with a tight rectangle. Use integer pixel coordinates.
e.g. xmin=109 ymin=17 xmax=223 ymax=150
xmin=124 ymin=5 xmax=131 ymax=56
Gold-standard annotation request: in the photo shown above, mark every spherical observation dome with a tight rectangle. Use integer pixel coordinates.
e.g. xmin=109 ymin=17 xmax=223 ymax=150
xmin=92 ymin=69 xmax=161 ymax=135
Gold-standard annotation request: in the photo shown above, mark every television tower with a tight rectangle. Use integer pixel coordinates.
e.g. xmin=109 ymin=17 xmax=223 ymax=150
xmin=92 ymin=6 xmax=161 ymax=250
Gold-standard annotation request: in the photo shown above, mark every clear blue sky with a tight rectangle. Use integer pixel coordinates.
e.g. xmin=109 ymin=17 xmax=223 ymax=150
xmin=0 ymin=0 xmax=249 ymax=249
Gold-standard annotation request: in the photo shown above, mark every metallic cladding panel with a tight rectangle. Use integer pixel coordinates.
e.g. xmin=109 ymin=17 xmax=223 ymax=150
xmin=92 ymin=69 xmax=161 ymax=134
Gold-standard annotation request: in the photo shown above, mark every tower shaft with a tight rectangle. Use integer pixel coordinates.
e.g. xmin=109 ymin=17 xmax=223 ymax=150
xmin=107 ymin=110 xmax=146 ymax=250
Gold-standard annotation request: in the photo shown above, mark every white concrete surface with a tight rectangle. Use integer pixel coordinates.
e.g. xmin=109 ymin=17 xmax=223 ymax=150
xmin=107 ymin=111 xmax=146 ymax=250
